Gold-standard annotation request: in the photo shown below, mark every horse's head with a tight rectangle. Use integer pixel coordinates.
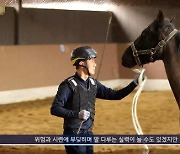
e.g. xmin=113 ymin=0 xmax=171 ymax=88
xmin=122 ymin=10 xmax=176 ymax=68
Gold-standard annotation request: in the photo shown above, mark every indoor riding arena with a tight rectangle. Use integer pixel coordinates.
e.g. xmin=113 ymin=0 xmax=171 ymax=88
xmin=0 ymin=0 xmax=179 ymax=154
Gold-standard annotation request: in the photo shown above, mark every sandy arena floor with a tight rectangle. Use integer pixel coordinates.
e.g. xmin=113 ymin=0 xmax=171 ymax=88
xmin=0 ymin=90 xmax=179 ymax=154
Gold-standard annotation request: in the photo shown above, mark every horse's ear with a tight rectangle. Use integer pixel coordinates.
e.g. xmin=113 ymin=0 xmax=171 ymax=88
xmin=157 ymin=10 xmax=164 ymax=23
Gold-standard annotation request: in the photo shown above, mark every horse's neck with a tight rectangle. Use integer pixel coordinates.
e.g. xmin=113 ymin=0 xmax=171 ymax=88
xmin=163 ymin=36 xmax=180 ymax=109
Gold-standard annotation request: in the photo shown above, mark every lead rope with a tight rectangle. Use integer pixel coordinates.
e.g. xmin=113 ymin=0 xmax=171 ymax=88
xmin=132 ymin=68 xmax=149 ymax=154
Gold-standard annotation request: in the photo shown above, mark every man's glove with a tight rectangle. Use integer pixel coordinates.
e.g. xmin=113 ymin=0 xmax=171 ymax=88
xmin=79 ymin=110 xmax=90 ymax=121
xmin=133 ymin=69 xmax=145 ymax=85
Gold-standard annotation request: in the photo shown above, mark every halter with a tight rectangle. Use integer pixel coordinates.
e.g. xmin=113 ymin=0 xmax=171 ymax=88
xmin=131 ymin=29 xmax=178 ymax=67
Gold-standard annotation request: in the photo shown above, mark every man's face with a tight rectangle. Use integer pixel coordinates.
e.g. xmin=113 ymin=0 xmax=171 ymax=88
xmin=86 ymin=58 xmax=96 ymax=75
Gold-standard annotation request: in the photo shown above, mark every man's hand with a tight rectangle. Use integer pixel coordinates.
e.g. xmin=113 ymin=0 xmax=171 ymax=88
xmin=133 ymin=69 xmax=145 ymax=85
xmin=79 ymin=110 xmax=90 ymax=121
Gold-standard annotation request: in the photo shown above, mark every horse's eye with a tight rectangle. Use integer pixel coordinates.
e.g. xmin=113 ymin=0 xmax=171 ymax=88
xmin=167 ymin=26 xmax=170 ymax=30
xmin=165 ymin=26 xmax=169 ymax=30
xmin=163 ymin=26 xmax=171 ymax=33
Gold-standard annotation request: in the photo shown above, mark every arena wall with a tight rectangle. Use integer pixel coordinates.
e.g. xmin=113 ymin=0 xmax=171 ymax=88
xmin=0 ymin=43 xmax=170 ymax=104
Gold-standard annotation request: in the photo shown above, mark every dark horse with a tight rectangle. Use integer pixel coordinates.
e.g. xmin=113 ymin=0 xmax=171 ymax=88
xmin=122 ymin=10 xmax=180 ymax=110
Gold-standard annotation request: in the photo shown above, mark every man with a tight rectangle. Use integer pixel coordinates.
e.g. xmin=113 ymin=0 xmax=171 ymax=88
xmin=50 ymin=46 xmax=144 ymax=154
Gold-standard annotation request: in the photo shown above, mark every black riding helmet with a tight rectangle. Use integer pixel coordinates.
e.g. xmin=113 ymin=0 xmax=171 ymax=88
xmin=71 ymin=46 xmax=97 ymax=66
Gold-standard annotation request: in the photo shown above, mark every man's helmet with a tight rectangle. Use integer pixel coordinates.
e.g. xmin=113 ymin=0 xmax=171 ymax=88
xmin=71 ymin=46 xmax=97 ymax=66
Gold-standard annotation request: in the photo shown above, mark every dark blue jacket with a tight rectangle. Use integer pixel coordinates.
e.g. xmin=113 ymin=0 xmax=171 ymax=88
xmin=50 ymin=73 xmax=137 ymax=130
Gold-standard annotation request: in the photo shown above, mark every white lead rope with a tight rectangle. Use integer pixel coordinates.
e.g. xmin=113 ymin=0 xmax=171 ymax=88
xmin=132 ymin=68 xmax=149 ymax=154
